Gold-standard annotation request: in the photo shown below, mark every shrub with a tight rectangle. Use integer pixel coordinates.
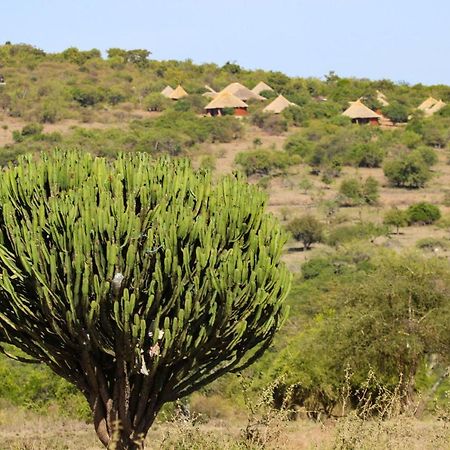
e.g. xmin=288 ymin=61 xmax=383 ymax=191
xmin=412 ymin=146 xmax=438 ymax=167
xmin=362 ymin=176 xmax=380 ymax=205
xmin=71 ymin=86 xmax=105 ymax=107
xmin=21 ymin=122 xmax=44 ymax=136
xmin=382 ymin=102 xmax=409 ymax=123
xmin=406 ymin=202 xmax=441 ymax=225
xmin=416 ymin=237 xmax=449 ymax=251
xmin=326 ymin=222 xmax=388 ymax=246
xmin=338 ymin=177 xmax=379 ymax=206
xmin=144 ymin=93 xmax=170 ymax=112
xmin=349 ymin=143 xmax=385 ymax=168
xmin=235 ymin=150 xmax=297 ymax=176
xmin=339 ymin=178 xmax=363 ymax=206
xmin=286 ymin=215 xmax=323 ymax=250
xmin=301 ymin=257 xmax=332 ymax=279
xmin=383 ymin=208 xmax=408 ymax=234
xmin=383 ymin=156 xmax=431 ymax=188
xmin=251 ymin=111 xmax=288 ymax=135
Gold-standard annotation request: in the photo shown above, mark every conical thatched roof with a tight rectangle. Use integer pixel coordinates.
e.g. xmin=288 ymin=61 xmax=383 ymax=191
xmin=222 ymin=82 xmax=265 ymax=101
xmin=161 ymin=85 xmax=174 ymax=97
xmin=202 ymin=85 xmax=218 ymax=98
xmin=376 ymin=90 xmax=389 ymax=107
xmin=169 ymin=85 xmax=188 ymax=100
xmin=426 ymin=99 xmax=446 ymax=116
xmin=342 ymin=99 xmax=381 ymax=119
xmin=418 ymin=97 xmax=439 ymax=112
xmin=205 ymin=91 xmax=248 ymax=110
xmin=252 ymin=81 xmax=274 ymax=95
xmin=263 ymin=95 xmax=296 ymax=114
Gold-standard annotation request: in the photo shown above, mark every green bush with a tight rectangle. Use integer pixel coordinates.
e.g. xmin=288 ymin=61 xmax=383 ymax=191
xmin=301 ymin=257 xmax=332 ymax=279
xmin=338 ymin=177 xmax=379 ymax=206
xmin=382 ymin=102 xmax=409 ymax=123
xmin=383 ymin=208 xmax=408 ymax=234
xmin=416 ymin=237 xmax=449 ymax=251
xmin=235 ymin=149 xmax=297 ymax=176
xmin=412 ymin=146 xmax=438 ymax=167
xmin=144 ymin=93 xmax=170 ymax=112
xmin=326 ymin=222 xmax=388 ymax=246
xmin=286 ymin=215 xmax=323 ymax=250
xmin=383 ymin=155 xmax=431 ymax=188
xmin=406 ymin=202 xmax=441 ymax=225
xmin=348 ymin=143 xmax=385 ymax=168
xmin=21 ymin=122 xmax=44 ymax=136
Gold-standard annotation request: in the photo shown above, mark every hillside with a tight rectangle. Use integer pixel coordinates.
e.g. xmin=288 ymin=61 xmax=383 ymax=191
xmin=0 ymin=43 xmax=449 ymax=448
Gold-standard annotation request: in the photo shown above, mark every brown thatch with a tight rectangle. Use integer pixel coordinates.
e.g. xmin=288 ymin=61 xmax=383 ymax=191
xmin=252 ymin=81 xmax=274 ymax=95
xmin=418 ymin=97 xmax=446 ymax=116
xmin=263 ymin=95 xmax=296 ymax=114
xmin=342 ymin=99 xmax=381 ymax=119
xmin=205 ymin=91 xmax=248 ymax=110
xmin=202 ymin=85 xmax=218 ymax=98
xmin=376 ymin=90 xmax=389 ymax=107
xmin=169 ymin=85 xmax=188 ymax=100
xmin=427 ymin=99 xmax=446 ymax=116
xmin=222 ymin=82 xmax=265 ymax=101
xmin=418 ymin=97 xmax=438 ymax=112
xmin=161 ymin=85 xmax=174 ymax=98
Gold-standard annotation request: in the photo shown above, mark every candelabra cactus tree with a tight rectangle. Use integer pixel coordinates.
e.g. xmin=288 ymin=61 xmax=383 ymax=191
xmin=0 ymin=150 xmax=290 ymax=449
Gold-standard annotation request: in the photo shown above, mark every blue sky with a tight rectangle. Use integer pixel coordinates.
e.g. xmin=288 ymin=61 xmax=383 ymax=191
xmin=2 ymin=0 xmax=450 ymax=85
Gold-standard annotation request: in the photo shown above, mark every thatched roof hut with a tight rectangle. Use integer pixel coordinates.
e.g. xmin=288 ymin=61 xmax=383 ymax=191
xmin=202 ymin=85 xmax=218 ymax=99
xmin=204 ymin=91 xmax=248 ymax=116
xmin=222 ymin=82 xmax=265 ymax=101
xmin=418 ymin=97 xmax=438 ymax=112
xmin=342 ymin=99 xmax=381 ymax=125
xmin=427 ymin=99 xmax=446 ymax=116
xmin=418 ymin=97 xmax=446 ymax=116
xmin=252 ymin=81 xmax=274 ymax=96
xmin=161 ymin=85 xmax=174 ymax=98
xmin=263 ymin=95 xmax=296 ymax=114
xmin=169 ymin=85 xmax=188 ymax=100
xmin=376 ymin=90 xmax=389 ymax=107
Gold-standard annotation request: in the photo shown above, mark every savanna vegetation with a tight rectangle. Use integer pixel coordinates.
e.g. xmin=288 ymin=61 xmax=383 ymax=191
xmin=0 ymin=42 xmax=449 ymax=449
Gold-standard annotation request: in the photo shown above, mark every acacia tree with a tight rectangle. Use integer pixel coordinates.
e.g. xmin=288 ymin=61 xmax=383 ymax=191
xmin=0 ymin=151 xmax=290 ymax=449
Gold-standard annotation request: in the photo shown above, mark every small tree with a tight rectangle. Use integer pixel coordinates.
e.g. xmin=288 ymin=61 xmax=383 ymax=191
xmin=339 ymin=178 xmax=363 ymax=206
xmin=362 ymin=176 xmax=380 ymax=205
xmin=383 ymin=208 xmax=408 ymax=234
xmin=287 ymin=215 xmax=323 ymax=250
xmin=0 ymin=151 xmax=290 ymax=449
xmin=383 ymin=156 xmax=431 ymax=188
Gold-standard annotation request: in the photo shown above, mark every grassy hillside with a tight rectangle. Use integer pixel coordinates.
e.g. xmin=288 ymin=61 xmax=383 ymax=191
xmin=0 ymin=43 xmax=449 ymax=447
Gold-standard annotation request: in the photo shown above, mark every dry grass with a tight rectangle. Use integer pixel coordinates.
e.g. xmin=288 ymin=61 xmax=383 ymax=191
xmin=0 ymin=405 xmax=448 ymax=450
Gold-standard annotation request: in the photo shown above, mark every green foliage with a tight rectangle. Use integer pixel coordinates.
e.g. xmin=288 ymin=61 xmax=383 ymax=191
xmin=416 ymin=237 xmax=449 ymax=251
xmin=250 ymin=111 xmax=288 ymax=135
xmin=406 ymin=202 xmax=441 ymax=225
xmin=326 ymin=222 xmax=388 ymax=246
xmin=383 ymin=208 xmax=408 ymax=233
xmin=235 ymin=149 xmax=298 ymax=176
xmin=338 ymin=177 xmax=379 ymax=206
xmin=0 ymin=353 xmax=90 ymax=420
xmin=144 ymin=93 xmax=170 ymax=112
xmin=382 ymin=102 xmax=409 ymax=123
xmin=384 ymin=155 xmax=431 ymax=188
xmin=286 ymin=215 xmax=323 ymax=250
xmin=270 ymin=248 xmax=450 ymax=413
xmin=348 ymin=143 xmax=385 ymax=168
xmin=0 ymin=150 xmax=290 ymax=447
xmin=412 ymin=146 xmax=438 ymax=167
